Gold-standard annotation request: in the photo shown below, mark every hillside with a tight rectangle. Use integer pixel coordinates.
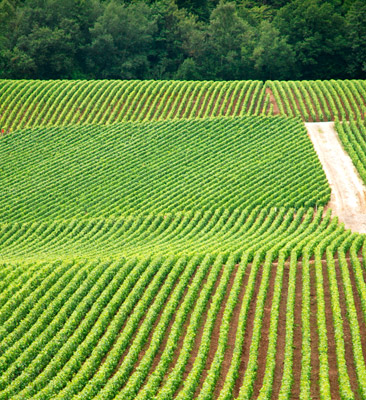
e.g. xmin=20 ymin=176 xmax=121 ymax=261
xmin=1 ymin=79 xmax=366 ymax=133
xmin=0 ymin=116 xmax=329 ymax=223
xmin=1 ymin=80 xmax=366 ymax=399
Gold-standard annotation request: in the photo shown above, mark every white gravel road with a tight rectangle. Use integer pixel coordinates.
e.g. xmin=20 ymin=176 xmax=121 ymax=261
xmin=306 ymin=122 xmax=366 ymax=233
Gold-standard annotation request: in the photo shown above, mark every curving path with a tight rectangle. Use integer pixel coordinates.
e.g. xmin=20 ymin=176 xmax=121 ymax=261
xmin=306 ymin=122 xmax=366 ymax=233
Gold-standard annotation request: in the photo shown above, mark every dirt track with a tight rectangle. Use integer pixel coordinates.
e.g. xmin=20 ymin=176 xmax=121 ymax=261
xmin=306 ymin=122 xmax=366 ymax=233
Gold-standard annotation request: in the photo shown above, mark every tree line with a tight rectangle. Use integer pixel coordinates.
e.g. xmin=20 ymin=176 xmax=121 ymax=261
xmin=0 ymin=0 xmax=365 ymax=81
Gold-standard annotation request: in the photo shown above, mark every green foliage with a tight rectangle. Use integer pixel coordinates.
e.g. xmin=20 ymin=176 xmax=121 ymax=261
xmin=345 ymin=1 xmax=366 ymax=78
xmin=0 ymin=116 xmax=330 ymax=223
xmin=1 ymin=79 xmax=365 ymax=135
xmin=335 ymin=119 xmax=366 ymax=185
xmin=274 ymin=0 xmax=348 ymax=79
xmin=0 ymin=0 xmax=364 ymax=80
xmin=0 ymin=79 xmax=265 ymax=132
xmin=1 ymin=79 xmax=366 ymax=399
xmin=252 ymin=21 xmax=295 ymax=80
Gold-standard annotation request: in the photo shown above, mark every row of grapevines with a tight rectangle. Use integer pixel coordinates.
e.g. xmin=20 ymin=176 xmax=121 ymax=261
xmin=0 ymin=116 xmax=330 ymax=223
xmin=0 ymin=80 xmax=264 ymax=132
xmin=335 ymin=119 xmax=366 ymax=186
xmin=1 ymin=79 xmax=365 ymax=131
xmin=266 ymin=80 xmax=366 ymax=121
xmin=0 ymin=207 xmax=315 ymax=263
xmin=1 ymin=207 xmax=366 ymax=398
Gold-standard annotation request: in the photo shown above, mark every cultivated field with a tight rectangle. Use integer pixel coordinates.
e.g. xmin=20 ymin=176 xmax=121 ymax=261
xmin=1 ymin=79 xmax=366 ymax=399
xmin=1 ymin=79 xmax=366 ymax=133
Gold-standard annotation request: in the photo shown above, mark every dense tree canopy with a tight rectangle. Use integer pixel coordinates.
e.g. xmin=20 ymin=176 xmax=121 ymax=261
xmin=0 ymin=0 xmax=365 ymax=80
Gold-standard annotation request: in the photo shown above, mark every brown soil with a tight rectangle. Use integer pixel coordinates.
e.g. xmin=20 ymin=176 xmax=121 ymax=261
xmin=232 ymin=260 xmax=264 ymax=397
xmin=345 ymin=253 xmax=366 ymax=362
xmin=237 ymin=88 xmax=252 ymax=115
xmin=252 ymin=260 xmax=278 ymax=397
xmin=193 ymin=263 xmax=239 ymax=397
xmin=291 ymin=262 xmax=304 ymax=399
xmin=265 ymin=87 xmax=280 ymax=115
xmin=256 ymin=93 xmax=268 ymax=115
xmin=162 ymin=90 xmax=180 ymax=120
xmin=182 ymin=90 xmax=201 ymax=119
xmin=133 ymin=93 xmax=155 ymax=121
xmin=112 ymin=98 xmax=129 ymax=121
xmin=177 ymin=89 xmax=196 ymax=118
xmin=148 ymin=92 xmax=166 ymax=120
xmin=321 ymin=259 xmax=340 ymax=398
xmin=198 ymin=89 xmax=215 ymax=118
xmin=310 ymin=90 xmax=334 ymax=122
xmin=341 ymin=89 xmax=361 ymax=120
xmin=178 ymin=264 xmax=225 ymax=388
xmin=229 ymin=90 xmax=242 ymax=116
xmin=335 ymin=256 xmax=362 ymax=399
xmin=271 ymin=260 xmax=290 ymax=398
xmin=223 ymin=87 xmax=237 ymax=115
xmin=210 ymin=87 xmax=229 ymax=117
xmin=337 ymin=95 xmax=351 ymax=121
xmin=246 ymin=86 xmax=259 ymax=114
xmin=213 ymin=262 xmax=252 ymax=398
xmin=322 ymin=94 xmax=335 ymax=121
xmin=309 ymin=262 xmax=320 ymax=400
xmin=194 ymin=90 xmax=210 ymax=117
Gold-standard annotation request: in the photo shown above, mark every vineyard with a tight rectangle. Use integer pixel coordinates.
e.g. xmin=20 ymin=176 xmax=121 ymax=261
xmin=1 ymin=79 xmax=366 ymax=133
xmin=1 ymin=79 xmax=366 ymax=399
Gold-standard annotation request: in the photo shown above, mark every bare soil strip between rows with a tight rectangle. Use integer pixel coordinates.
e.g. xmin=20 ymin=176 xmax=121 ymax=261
xmin=213 ymin=261 xmax=252 ymax=398
xmin=336 ymin=256 xmax=361 ymax=399
xmin=194 ymin=263 xmax=239 ymax=397
xmin=265 ymin=87 xmax=280 ymax=116
xmin=345 ymin=255 xmax=366 ymax=363
xmin=309 ymin=262 xmax=320 ymax=399
xmin=177 ymin=263 xmax=225 ymax=393
xmin=291 ymin=262 xmax=303 ymax=399
xmin=271 ymin=260 xmax=290 ymax=398
xmin=321 ymin=259 xmax=341 ymax=398
xmin=252 ymin=259 xmax=278 ymax=397
xmin=232 ymin=261 xmax=264 ymax=397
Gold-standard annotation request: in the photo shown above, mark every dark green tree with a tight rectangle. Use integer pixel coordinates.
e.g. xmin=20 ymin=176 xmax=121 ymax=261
xmin=1 ymin=0 xmax=101 ymax=78
xmin=345 ymin=0 xmax=366 ymax=78
xmin=204 ymin=1 xmax=254 ymax=79
xmin=148 ymin=0 xmax=192 ymax=79
xmin=87 ymin=1 xmax=156 ymax=79
xmin=252 ymin=20 xmax=295 ymax=79
xmin=274 ymin=0 xmax=348 ymax=79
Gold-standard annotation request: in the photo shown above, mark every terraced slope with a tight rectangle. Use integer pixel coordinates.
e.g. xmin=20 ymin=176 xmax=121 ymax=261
xmin=0 ymin=116 xmax=330 ymax=223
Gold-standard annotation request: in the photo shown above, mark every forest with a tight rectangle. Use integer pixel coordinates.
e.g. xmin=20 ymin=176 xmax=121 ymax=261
xmin=0 ymin=0 xmax=365 ymax=81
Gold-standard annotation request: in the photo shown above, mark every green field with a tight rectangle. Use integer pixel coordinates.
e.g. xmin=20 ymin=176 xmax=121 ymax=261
xmin=1 ymin=79 xmax=366 ymax=399
xmin=1 ymin=79 xmax=366 ymax=133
